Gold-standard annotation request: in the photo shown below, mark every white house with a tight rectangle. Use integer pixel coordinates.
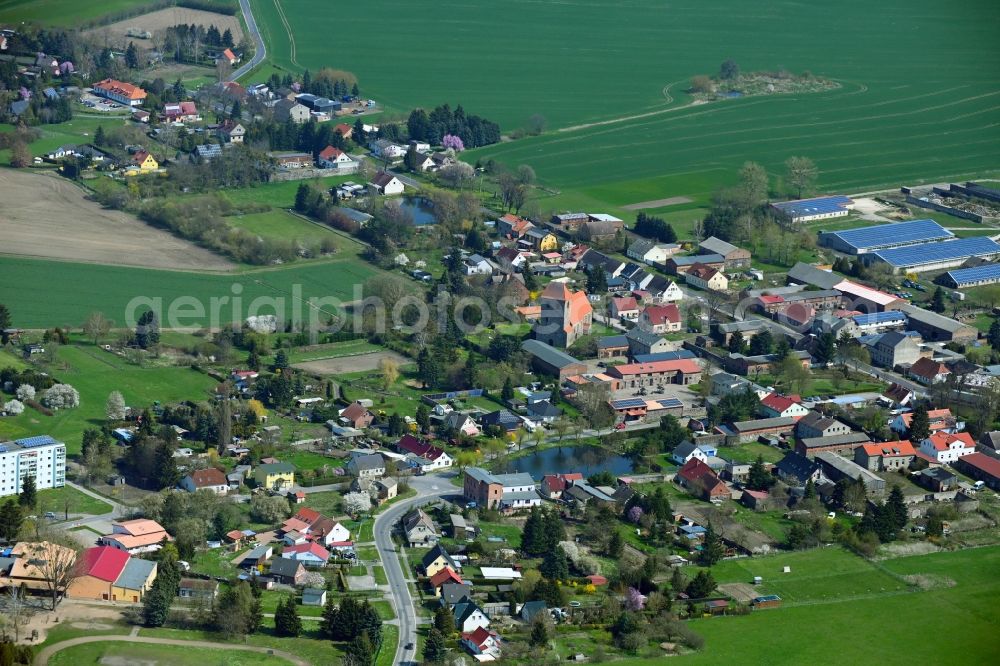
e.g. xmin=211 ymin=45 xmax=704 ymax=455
xmin=919 ymin=432 xmax=976 ymax=464
xmin=758 ymin=393 xmax=809 ymax=419
xmin=670 ymin=441 xmax=718 ymax=465
xmin=627 ymin=239 xmax=680 ymax=265
xmin=685 ymin=264 xmax=729 ymax=292
xmin=317 ymin=146 xmax=354 ymax=169
xmin=463 ymin=254 xmax=493 ymax=276
xmin=445 ymin=412 xmax=480 ymax=437
xmin=368 ymin=171 xmax=405 ymax=196
xmin=280 ymin=543 xmax=331 ymax=567
xmin=455 ymin=602 xmax=491 ymax=633
xmin=650 ymin=279 xmax=684 ymax=304
xmin=179 ymin=468 xmax=229 ymax=495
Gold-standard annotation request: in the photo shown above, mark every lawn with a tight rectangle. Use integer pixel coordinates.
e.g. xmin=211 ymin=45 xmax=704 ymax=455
xmin=288 ymin=339 xmax=383 ymax=363
xmin=0 ymin=344 xmax=218 ymax=455
xmin=190 ymin=546 xmax=239 ymax=578
xmin=715 ymin=442 xmax=785 ymax=465
xmin=36 ymin=484 xmax=114 ymax=516
xmin=222 ymin=175 xmax=359 ymax=209
xmin=226 ymin=210 xmax=355 ymax=250
xmin=251 ymin=0 xmax=1000 ymax=217
xmin=0 ymin=254 xmax=381 ymax=329
xmin=48 ymin=641 xmax=293 ymax=666
xmin=138 ymin=626 xmax=341 ymax=666
xmin=300 ymin=491 xmax=345 ymax=517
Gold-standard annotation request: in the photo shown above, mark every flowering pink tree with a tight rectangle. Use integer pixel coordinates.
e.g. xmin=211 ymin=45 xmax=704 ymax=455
xmin=625 ymin=587 xmax=645 ymax=611
xmin=627 ymin=505 xmax=644 ymax=524
xmin=442 ymin=134 xmax=464 ymax=151
xmin=291 ymin=82 xmax=301 ymax=92
xmin=59 ymin=61 xmax=74 ymax=75
xmin=19 ymin=86 xmax=31 ymax=100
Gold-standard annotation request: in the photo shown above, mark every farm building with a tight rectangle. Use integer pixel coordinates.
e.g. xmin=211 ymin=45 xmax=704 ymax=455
xmin=698 ymin=236 xmax=751 ymax=269
xmin=815 ymin=452 xmax=886 ymax=495
xmin=834 ymin=280 xmax=903 ymax=312
xmin=92 ymin=78 xmax=147 ymax=106
xmin=787 ymin=262 xmax=843 ymax=290
xmin=865 ymin=236 xmax=1000 ymax=273
xmin=818 ymin=219 xmax=952 ymax=255
xmin=954 ymin=453 xmax=1000 ymax=490
xmin=897 ymin=305 xmax=978 ymax=343
xmin=521 ymin=339 xmax=587 ymax=379
xmin=940 ymin=263 xmax=1000 ymax=289
xmin=771 ymin=195 xmax=853 ymax=223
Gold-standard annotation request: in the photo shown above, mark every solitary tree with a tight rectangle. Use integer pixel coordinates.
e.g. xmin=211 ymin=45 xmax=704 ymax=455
xmin=83 ymin=311 xmax=111 ymax=345
xmin=274 ymin=595 xmax=302 ymax=637
xmin=699 ymin=522 xmax=724 ymax=566
xmin=424 ymin=627 xmax=448 ymax=663
xmin=930 ymin=286 xmax=946 ymax=313
xmin=18 ymin=475 xmax=36 ymax=509
xmin=719 ymin=59 xmax=740 ymax=80
xmin=909 ymin=403 xmax=931 ymax=442
xmin=105 ymin=391 xmax=126 ymax=422
xmin=785 ymin=156 xmax=818 ymax=198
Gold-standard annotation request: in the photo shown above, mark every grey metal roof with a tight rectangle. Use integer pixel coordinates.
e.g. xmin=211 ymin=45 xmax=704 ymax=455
xmin=699 ymin=236 xmax=740 ymax=256
xmin=672 ymin=253 xmax=725 ymax=266
xmin=787 ymin=262 xmax=843 ymax=290
xmin=527 ymin=400 xmax=561 ymax=418
xmin=466 ymin=467 xmax=535 ymax=488
xmin=816 ymin=452 xmax=883 ymax=486
xmin=799 ymin=432 xmax=870 ymax=449
xmin=500 ymin=489 xmax=541 ymax=502
xmin=114 ymin=557 xmax=156 ymax=590
xmin=521 ymin=339 xmax=583 ymax=369
xmin=776 ymin=452 xmax=820 ymax=482
xmin=270 ymin=557 xmax=303 ymax=577
xmin=729 ymin=417 xmax=797 ymax=431
xmin=350 ymin=453 xmax=385 ymax=470
xmin=716 ymin=320 xmax=766 ymax=333
xmin=899 ymin=304 xmax=974 ymax=334
xmin=625 ymin=327 xmax=663 ymax=346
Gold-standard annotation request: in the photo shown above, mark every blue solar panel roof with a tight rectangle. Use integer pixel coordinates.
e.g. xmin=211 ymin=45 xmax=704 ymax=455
xmin=772 ymin=195 xmax=852 ymax=217
xmin=944 ymin=263 xmax=1000 ymax=286
xmin=873 ymin=237 xmax=1000 ymax=268
xmin=826 ymin=219 xmax=952 ymax=251
xmin=610 ymin=398 xmax=646 ymax=409
xmin=0 ymin=445 xmax=8 ymax=454
xmin=853 ymin=311 xmax=907 ymax=325
xmin=15 ymin=435 xmax=58 ymax=448
xmin=632 ymin=350 xmax=696 ymax=363
xmin=657 ymin=398 xmax=684 ymax=408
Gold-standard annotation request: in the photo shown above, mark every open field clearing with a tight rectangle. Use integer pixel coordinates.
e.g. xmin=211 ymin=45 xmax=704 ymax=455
xmin=46 ymin=639 xmax=298 ymax=666
xmin=0 ymin=344 xmax=217 ymax=454
xmin=250 ymin=0 xmax=1000 ymax=211
xmin=86 ymin=6 xmax=244 ymax=48
xmin=0 ymin=253 xmax=380 ymax=329
xmin=0 ymin=170 xmax=236 ymax=271
xmin=0 ymin=0 xmax=150 ymax=26
xmin=294 ymin=350 xmax=410 ymax=375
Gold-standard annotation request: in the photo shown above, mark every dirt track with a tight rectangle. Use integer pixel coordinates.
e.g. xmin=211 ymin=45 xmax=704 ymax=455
xmin=623 ymin=196 xmax=693 ymax=210
xmin=0 ymin=170 xmax=235 ymax=271
xmin=87 ymin=8 xmax=244 ymax=48
xmin=294 ymin=350 xmax=410 ymax=375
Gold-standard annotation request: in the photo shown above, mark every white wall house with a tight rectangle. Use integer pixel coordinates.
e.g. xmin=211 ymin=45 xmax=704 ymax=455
xmin=0 ymin=436 xmax=66 ymax=497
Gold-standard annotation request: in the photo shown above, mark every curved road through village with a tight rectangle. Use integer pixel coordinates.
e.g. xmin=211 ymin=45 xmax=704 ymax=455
xmin=374 ymin=474 xmax=455 ymax=666
xmin=231 ymin=0 xmax=267 ymax=81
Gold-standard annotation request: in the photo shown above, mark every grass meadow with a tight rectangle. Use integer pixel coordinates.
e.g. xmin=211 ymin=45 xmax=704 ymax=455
xmin=249 ymin=0 xmax=1000 ymax=214
xmin=0 ymin=0 xmax=151 ymax=26
xmin=599 ymin=546 xmax=1000 ymax=665
xmin=48 ymin=641 xmax=296 ymax=666
xmin=0 ymin=344 xmax=217 ymax=454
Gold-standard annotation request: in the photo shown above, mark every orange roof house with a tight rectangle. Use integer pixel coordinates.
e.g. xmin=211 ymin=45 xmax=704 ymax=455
xmin=93 ymin=78 xmax=147 ymax=106
xmin=429 ymin=566 xmax=463 ymax=593
xmin=100 ymin=519 xmax=171 ymax=554
xmin=334 ymin=123 xmax=354 ymax=138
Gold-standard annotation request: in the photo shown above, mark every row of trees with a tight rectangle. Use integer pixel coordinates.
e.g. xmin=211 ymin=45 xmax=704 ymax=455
xmin=406 ymin=103 xmax=502 ymax=148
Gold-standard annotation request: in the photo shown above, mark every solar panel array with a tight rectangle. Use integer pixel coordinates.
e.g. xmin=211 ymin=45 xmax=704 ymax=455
xmin=853 ymin=311 xmax=907 ymax=325
xmin=656 ymin=398 xmax=684 ymax=409
xmin=873 ymin=236 xmax=1000 ymax=268
xmin=610 ymin=398 xmax=646 ymax=410
xmin=772 ymin=195 xmax=852 ymax=217
xmin=0 ymin=445 xmax=8 ymax=454
xmin=827 ymin=219 xmax=952 ymax=251
xmin=944 ymin=262 xmax=1000 ymax=287
xmin=15 ymin=435 xmax=58 ymax=449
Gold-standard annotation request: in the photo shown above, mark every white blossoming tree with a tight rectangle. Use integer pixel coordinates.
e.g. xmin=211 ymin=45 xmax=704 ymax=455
xmin=42 ymin=384 xmax=80 ymax=410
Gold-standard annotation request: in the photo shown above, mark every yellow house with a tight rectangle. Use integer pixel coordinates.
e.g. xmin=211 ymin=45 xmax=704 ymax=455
xmin=527 ymin=228 xmax=559 ymax=252
xmin=253 ymin=462 xmax=296 ymax=490
xmin=132 ymin=150 xmax=158 ymax=172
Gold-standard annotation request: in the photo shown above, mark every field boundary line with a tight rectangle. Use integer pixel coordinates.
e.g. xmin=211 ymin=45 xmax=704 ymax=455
xmin=33 ymin=635 xmax=309 ymax=666
xmin=272 ymin=0 xmax=299 ymax=69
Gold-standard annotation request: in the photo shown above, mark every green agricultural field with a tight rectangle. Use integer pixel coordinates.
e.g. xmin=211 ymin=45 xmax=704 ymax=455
xmin=0 ymin=254 xmax=379 ymax=329
xmin=250 ymin=0 xmax=1000 ymax=214
xmin=226 ymin=209 xmax=347 ymax=247
xmin=0 ymin=0 xmax=151 ymax=26
xmin=0 ymin=344 xmax=217 ymax=454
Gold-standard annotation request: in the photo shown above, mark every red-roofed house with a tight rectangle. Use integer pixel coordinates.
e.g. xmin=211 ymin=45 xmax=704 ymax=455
xmin=639 ymin=304 xmax=681 ymax=333
xmin=429 ymin=566 xmax=463 ymax=594
xmin=180 ymin=467 xmax=229 ymax=494
xmin=100 ymin=519 xmax=171 ymax=554
xmin=919 ymin=432 xmax=976 ymax=464
xmin=219 ymin=48 xmax=239 ymax=66
xmin=68 ymin=546 xmax=156 ymax=602
xmin=908 ymin=357 xmax=952 ymax=385
xmin=855 ymin=440 xmax=916 ymax=472
xmin=164 ymin=101 xmax=199 ymax=122
xmin=611 ymin=296 xmax=640 ymax=320
xmin=93 ymin=78 xmax=147 ymax=106
xmin=607 ymin=359 xmax=702 ymax=388
xmin=685 ymin=263 xmax=728 ymax=291
xmin=318 ymin=145 xmax=353 ymax=169
xmin=461 ymin=626 xmax=502 ymax=661
xmin=397 ymin=434 xmax=453 ymax=471
xmin=890 ymin=409 xmax=958 ymax=436
xmin=955 ymin=453 xmax=1000 ymax=490
xmin=758 ymin=393 xmax=808 ymax=419
xmin=340 ymin=400 xmax=375 ymax=429
xmin=540 ymin=472 xmax=584 ymax=499
xmin=334 ymin=123 xmax=354 ymax=139
xmin=281 ymin=543 xmax=331 ymax=566
xmin=498 ymin=213 xmax=534 ymax=239
xmin=676 ymin=459 xmax=731 ymax=502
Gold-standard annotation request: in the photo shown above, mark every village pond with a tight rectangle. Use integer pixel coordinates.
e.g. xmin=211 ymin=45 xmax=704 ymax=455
xmin=500 ymin=444 xmax=634 ymax=480
xmin=396 ymin=196 xmax=436 ymax=226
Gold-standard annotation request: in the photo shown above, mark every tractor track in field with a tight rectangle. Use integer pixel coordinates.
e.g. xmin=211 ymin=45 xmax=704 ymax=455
xmin=557 ymin=79 xmax=693 ymax=133
xmin=273 ymin=0 xmax=300 ymax=68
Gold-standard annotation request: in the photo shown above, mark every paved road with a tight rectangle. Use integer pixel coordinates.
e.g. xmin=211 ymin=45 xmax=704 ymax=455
xmin=34 ymin=634 xmax=309 ymax=666
xmin=374 ymin=475 xmax=454 ymax=666
xmin=231 ymin=0 xmax=266 ymax=81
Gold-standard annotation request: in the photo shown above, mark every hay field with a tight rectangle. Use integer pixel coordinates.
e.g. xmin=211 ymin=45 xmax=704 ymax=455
xmin=87 ymin=6 xmax=243 ymax=47
xmin=0 ymin=170 xmax=236 ymax=271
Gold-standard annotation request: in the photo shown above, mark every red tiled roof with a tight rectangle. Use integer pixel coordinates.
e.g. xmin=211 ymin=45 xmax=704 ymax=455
xmin=959 ymin=452 xmax=1000 ymax=479
xmin=925 ymin=432 xmax=975 ymax=452
xmin=760 ymin=393 xmax=802 ymax=413
xmin=909 ymin=357 xmax=950 ymax=379
xmin=188 ymin=468 xmax=227 ymax=488
xmin=318 ymin=145 xmax=343 ymax=160
xmin=609 ymin=359 xmax=701 ymax=377
xmin=861 ymin=440 xmax=915 ymax=457
xmin=293 ymin=508 xmax=322 ymax=526
xmin=334 ymin=123 xmax=353 ymax=136
xmin=612 ymin=296 xmax=638 ymax=313
xmin=75 ymin=546 xmax=129 ymax=582
xmin=94 ymin=78 xmax=146 ymax=100
xmin=642 ymin=304 xmax=680 ymax=325
xmin=282 ymin=543 xmax=330 ymax=559
xmin=678 ymin=458 xmax=715 ymax=484
xmin=758 ymin=295 xmax=784 ymax=305
xmin=430 ymin=566 xmax=463 ymax=588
